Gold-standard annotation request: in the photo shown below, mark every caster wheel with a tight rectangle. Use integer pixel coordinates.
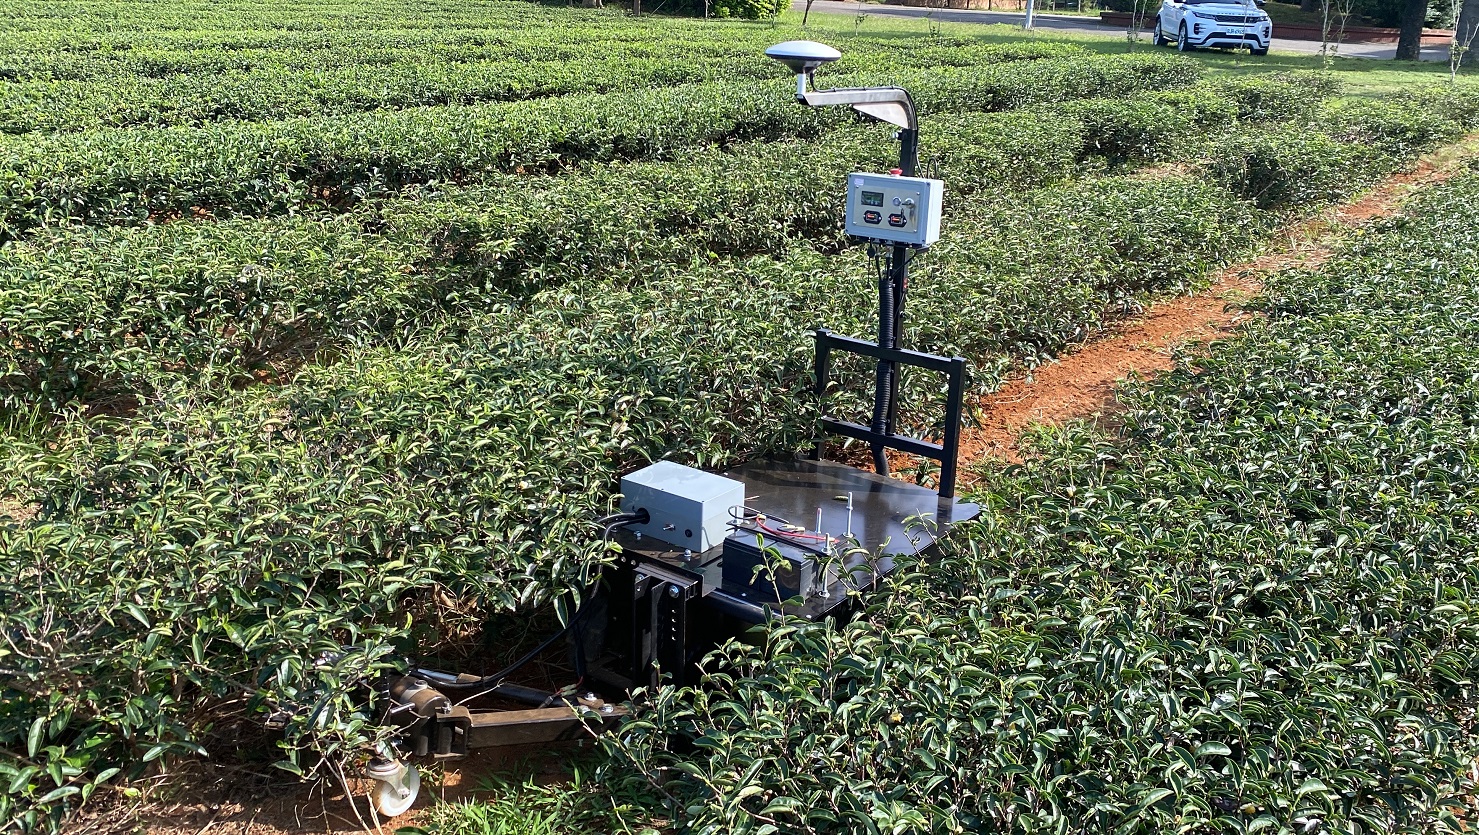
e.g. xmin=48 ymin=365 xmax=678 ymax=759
xmin=367 ymin=761 xmax=420 ymax=818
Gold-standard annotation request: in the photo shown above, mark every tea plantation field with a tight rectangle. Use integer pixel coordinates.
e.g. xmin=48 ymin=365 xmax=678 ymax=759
xmin=0 ymin=0 xmax=1476 ymax=832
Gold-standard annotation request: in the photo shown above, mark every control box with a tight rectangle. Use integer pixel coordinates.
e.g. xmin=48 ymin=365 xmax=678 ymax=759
xmin=844 ymin=172 xmax=943 ymax=248
xmin=619 ymin=462 xmax=746 ymax=552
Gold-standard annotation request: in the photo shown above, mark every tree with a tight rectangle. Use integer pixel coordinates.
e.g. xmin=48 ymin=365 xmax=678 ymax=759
xmin=1320 ymin=0 xmax=1358 ymax=61
xmin=1460 ymin=0 xmax=1479 ymax=66
xmin=1395 ymin=0 xmax=1428 ymax=59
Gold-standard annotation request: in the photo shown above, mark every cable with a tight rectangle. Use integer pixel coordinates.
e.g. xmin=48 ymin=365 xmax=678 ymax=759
xmin=730 ymin=505 xmax=828 ymax=539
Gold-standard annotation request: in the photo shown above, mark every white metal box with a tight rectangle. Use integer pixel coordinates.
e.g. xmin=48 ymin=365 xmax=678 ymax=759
xmin=844 ymin=172 xmax=943 ymax=248
xmin=619 ymin=461 xmax=746 ymax=552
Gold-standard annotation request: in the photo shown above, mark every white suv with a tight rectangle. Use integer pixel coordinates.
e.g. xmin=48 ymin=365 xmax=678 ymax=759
xmin=1154 ymin=0 xmax=1272 ymax=55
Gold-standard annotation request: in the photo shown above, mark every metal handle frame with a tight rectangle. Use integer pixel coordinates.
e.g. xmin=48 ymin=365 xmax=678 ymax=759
xmin=812 ymin=328 xmax=967 ymax=499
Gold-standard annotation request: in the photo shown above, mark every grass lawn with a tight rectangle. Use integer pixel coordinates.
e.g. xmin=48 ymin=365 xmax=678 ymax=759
xmin=790 ymin=7 xmax=1475 ymax=94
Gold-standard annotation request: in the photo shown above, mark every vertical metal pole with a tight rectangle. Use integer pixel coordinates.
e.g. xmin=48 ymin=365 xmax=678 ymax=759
xmin=870 ymin=268 xmax=894 ymax=475
xmin=813 ymin=329 xmax=831 ymax=461
xmin=1023 ymin=0 xmax=1036 ymax=28
xmin=884 ymin=244 xmax=907 ymax=437
xmin=870 ymin=128 xmax=921 ymax=474
xmin=898 ymin=127 xmax=919 ymax=178
xmin=939 ymin=357 xmax=966 ymax=499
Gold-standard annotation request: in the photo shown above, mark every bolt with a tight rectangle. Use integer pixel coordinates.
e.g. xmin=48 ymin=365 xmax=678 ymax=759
xmin=668 ymin=584 xmax=681 ymax=597
xmin=601 ymin=704 xmax=615 ymax=714
xmin=682 ymin=549 xmax=693 ymax=561
xmin=583 ymin=692 xmax=598 ymax=702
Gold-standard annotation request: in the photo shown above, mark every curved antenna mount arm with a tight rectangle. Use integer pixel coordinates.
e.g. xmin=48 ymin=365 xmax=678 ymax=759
xmin=797 ymin=85 xmax=917 ymax=132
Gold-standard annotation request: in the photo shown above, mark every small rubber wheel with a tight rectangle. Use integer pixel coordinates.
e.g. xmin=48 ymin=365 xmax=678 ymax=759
xmin=371 ymin=763 xmax=420 ymax=819
xmin=1177 ymin=24 xmax=1193 ymax=52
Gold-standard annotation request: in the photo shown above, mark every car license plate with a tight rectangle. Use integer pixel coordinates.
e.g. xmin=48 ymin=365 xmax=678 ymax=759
xmin=1227 ymin=26 xmax=1244 ymax=33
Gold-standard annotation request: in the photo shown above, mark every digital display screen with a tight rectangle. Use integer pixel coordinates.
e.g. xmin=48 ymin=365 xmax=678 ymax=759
xmin=860 ymin=190 xmax=884 ymax=207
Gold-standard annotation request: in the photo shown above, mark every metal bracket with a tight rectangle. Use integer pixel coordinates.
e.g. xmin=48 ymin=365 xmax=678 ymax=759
xmin=799 ymin=86 xmax=917 ymax=131
xmin=387 ymin=677 xmax=624 ymax=757
xmin=601 ymin=550 xmax=705 ymax=691
xmin=813 ymin=327 xmax=967 ymax=498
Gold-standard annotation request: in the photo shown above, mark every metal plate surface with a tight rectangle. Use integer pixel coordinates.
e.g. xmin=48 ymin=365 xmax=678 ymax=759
xmin=614 ymin=455 xmax=978 ymax=622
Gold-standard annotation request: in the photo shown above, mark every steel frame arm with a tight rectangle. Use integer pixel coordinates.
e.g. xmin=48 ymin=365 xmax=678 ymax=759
xmin=797 ymin=85 xmax=918 ymax=132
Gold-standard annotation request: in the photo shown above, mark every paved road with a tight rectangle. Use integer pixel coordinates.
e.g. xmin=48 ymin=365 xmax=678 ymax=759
xmin=793 ymin=0 xmax=1452 ymax=59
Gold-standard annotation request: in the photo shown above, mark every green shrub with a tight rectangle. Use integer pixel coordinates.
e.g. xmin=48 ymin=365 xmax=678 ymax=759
xmin=602 ymin=169 xmax=1479 ymax=835
xmin=4 ymin=66 xmax=1247 ymax=419
xmin=710 ymin=0 xmax=786 ymax=18
xmin=1061 ymin=95 xmax=1197 ymax=165
xmin=0 ymin=54 xmax=1197 ymax=241
xmin=1413 ymin=85 xmax=1479 ymax=128
xmin=1206 ymin=126 xmax=1387 ymax=210
xmin=1147 ymin=85 xmax=1242 ymax=130
xmin=1206 ymin=91 xmax=1470 ymax=213
xmin=1319 ymin=97 xmax=1465 ymax=160
xmin=1214 ymin=72 xmax=1339 ymax=122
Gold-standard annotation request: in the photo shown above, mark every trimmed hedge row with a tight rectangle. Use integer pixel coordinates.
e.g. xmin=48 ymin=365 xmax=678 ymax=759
xmin=8 ymin=81 xmax=1471 ymax=421
xmin=0 ymin=53 xmax=1199 ymax=240
xmin=1206 ymin=91 xmax=1475 ymax=211
xmin=601 ymin=167 xmax=1479 ymax=835
xmin=0 ymin=108 xmax=1078 ymax=416
xmin=11 ymin=64 xmax=1305 ymax=419
xmin=0 ymin=172 xmax=1260 ymax=828
xmin=0 ymin=42 xmax=1077 ymax=135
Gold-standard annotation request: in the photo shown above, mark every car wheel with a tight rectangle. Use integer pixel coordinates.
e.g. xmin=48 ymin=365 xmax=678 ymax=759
xmin=1177 ymin=23 xmax=1193 ymax=51
xmin=1152 ymin=17 xmax=1170 ymax=46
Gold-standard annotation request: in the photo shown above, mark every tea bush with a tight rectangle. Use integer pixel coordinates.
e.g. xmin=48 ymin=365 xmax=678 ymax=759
xmin=11 ymin=80 xmax=1468 ymax=420
xmin=602 ymin=169 xmax=1479 ymax=835
xmin=711 ymin=0 xmax=788 ymax=19
xmin=2 ymin=1 xmax=1474 ymax=830
xmin=0 ymin=53 xmax=1196 ymax=241
xmin=12 ymin=77 xmax=1296 ymax=417
xmin=1214 ymin=72 xmax=1340 ymax=122
xmin=0 ymin=41 xmax=1078 ymax=135
xmin=0 ymin=173 xmax=1255 ymax=829
xmin=1206 ymin=90 xmax=1479 ymax=212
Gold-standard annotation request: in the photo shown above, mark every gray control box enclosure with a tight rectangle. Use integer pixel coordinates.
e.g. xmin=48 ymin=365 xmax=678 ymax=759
xmin=620 ymin=462 xmax=746 ymax=552
xmin=844 ymin=171 xmax=944 ymax=248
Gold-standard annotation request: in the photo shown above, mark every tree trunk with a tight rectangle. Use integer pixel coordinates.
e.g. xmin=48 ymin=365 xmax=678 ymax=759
xmin=1461 ymin=0 xmax=1479 ymax=65
xmin=1395 ymin=0 xmax=1428 ymax=59
xmin=803 ymin=0 xmax=814 ymax=24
